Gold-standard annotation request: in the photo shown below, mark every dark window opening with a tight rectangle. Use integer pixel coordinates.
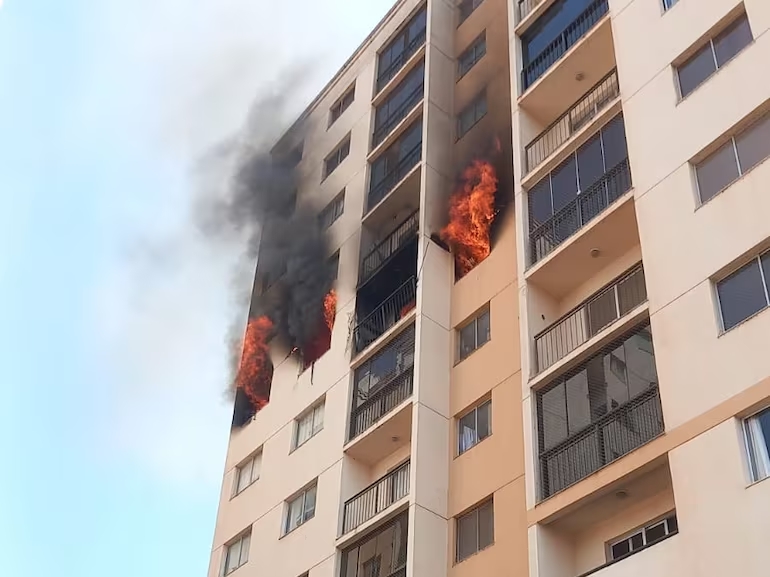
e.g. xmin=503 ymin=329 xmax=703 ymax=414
xmin=457 ymin=91 xmax=488 ymax=139
xmin=458 ymin=31 xmax=487 ymax=78
xmin=325 ymin=136 xmax=351 ymax=178
xmin=330 ymin=84 xmax=355 ymax=126
xmin=459 ymin=0 xmax=484 ymax=25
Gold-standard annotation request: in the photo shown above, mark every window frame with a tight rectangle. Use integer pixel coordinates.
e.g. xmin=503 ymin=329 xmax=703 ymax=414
xmin=232 ymin=450 xmax=262 ymax=497
xmin=662 ymin=0 xmax=678 ymax=11
xmin=458 ymin=0 xmax=484 ymax=26
xmin=607 ymin=513 xmax=678 ymax=562
xmin=319 ymin=190 xmax=346 ymax=230
xmin=455 ymin=498 xmax=494 ymax=562
xmin=457 ymin=307 xmax=491 ymax=362
xmin=714 ymin=250 xmax=770 ymax=332
xmin=324 ymin=136 xmax=351 ymax=179
xmin=329 ymin=84 xmax=356 ymax=128
xmin=222 ymin=529 xmax=251 ymax=575
xmin=456 ymin=90 xmax=488 ymax=140
xmin=457 ymin=399 xmax=492 ymax=455
xmin=743 ymin=405 xmax=770 ymax=483
xmin=283 ymin=483 xmax=318 ymax=535
xmin=293 ymin=401 xmax=325 ymax=450
xmin=675 ymin=13 xmax=753 ymax=99
xmin=457 ymin=31 xmax=487 ymax=80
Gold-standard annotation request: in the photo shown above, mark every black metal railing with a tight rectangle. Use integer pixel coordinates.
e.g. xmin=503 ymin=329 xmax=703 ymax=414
xmin=516 ymin=0 xmax=544 ymax=22
xmin=373 ymin=83 xmax=425 ymax=148
xmin=521 ymin=0 xmax=609 ymax=90
xmin=535 ymin=264 xmax=646 ymax=373
xmin=539 ymin=386 xmax=663 ymax=499
xmin=342 ymin=461 xmax=410 ymax=534
xmin=349 ymin=366 xmax=414 ymax=440
xmin=367 ymin=143 xmax=422 ymax=213
xmin=359 ymin=212 xmax=419 ymax=286
xmin=353 ymin=277 xmax=417 ymax=354
xmin=377 ymin=32 xmax=427 ymax=93
xmin=525 ymin=69 xmax=619 ymax=173
xmin=530 ymin=156 xmax=631 ymax=265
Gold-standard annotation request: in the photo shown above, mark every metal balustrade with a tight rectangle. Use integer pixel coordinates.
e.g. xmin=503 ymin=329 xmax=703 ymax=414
xmin=359 ymin=212 xmax=419 ymax=286
xmin=349 ymin=366 xmax=414 ymax=440
xmin=367 ymin=143 xmax=422 ymax=213
xmin=342 ymin=461 xmax=410 ymax=534
xmin=516 ymin=0 xmax=544 ymax=23
xmin=353 ymin=277 xmax=417 ymax=354
xmin=530 ymin=157 xmax=632 ymax=265
xmin=373 ymin=83 xmax=424 ymax=148
xmin=521 ymin=0 xmax=609 ymax=90
xmin=534 ymin=264 xmax=646 ymax=372
xmin=525 ymin=70 xmax=619 ymax=173
xmin=539 ymin=385 xmax=663 ymax=499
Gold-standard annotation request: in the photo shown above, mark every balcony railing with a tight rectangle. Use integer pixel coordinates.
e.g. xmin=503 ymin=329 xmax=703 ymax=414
xmin=530 ymin=156 xmax=631 ymax=265
xmin=373 ymin=83 xmax=424 ymax=148
xmin=525 ymin=70 xmax=619 ymax=173
xmin=539 ymin=385 xmax=663 ymax=499
xmin=534 ymin=264 xmax=646 ymax=373
xmin=377 ymin=31 xmax=426 ymax=93
xmin=521 ymin=0 xmax=609 ymax=90
xmin=360 ymin=212 xmax=419 ymax=286
xmin=342 ymin=461 xmax=410 ymax=534
xmin=353 ymin=277 xmax=417 ymax=354
xmin=368 ymin=143 xmax=422 ymax=213
xmin=349 ymin=365 xmax=414 ymax=440
xmin=516 ymin=0 xmax=544 ymax=23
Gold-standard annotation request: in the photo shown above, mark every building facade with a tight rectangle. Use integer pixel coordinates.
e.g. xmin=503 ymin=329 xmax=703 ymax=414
xmin=210 ymin=1 xmax=770 ymax=577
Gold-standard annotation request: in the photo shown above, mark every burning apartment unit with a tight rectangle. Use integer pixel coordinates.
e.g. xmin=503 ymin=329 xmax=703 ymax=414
xmin=213 ymin=1 xmax=770 ymax=577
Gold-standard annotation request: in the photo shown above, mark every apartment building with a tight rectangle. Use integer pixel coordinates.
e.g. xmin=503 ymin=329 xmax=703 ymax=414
xmin=210 ymin=1 xmax=770 ymax=577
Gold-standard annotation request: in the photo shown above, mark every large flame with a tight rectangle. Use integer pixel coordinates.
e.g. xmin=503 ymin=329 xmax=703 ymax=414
xmin=440 ymin=160 xmax=498 ymax=277
xmin=235 ymin=316 xmax=274 ymax=410
xmin=302 ymin=289 xmax=337 ymax=368
xmin=323 ymin=289 xmax=337 ymax=332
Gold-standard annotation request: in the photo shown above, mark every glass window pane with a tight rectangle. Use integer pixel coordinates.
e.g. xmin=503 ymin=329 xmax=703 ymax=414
xmin=756 ymin=407 xmax=770 ymax=458
xmin=478 ymin=501 xmax=494 ymax=550
xmin=296 ymin=414 xmax=312 ymax=447
xmin=550 ymin=155 xmax=579 ymax=213
xmin=667 ymin=515 xmax=678 ymax=534
xmin=713 ymin=15 xmax=752 ymax=67
xmin=476 ymin=95 xmax=488 ymax=120
xmin=237 ymin=460 xmax=252 ymax=493
xmin=287 ymin=495 xmax=303 ymax=532
xmin=645 ymin=521 xmax=667 ymax=543
xmin=304 ymin=486 xmax=317 ymax=521
xmin=577 ymin=133 xmax=605 ymax=191
xmin=239 ymin=534 xmax=250 ymax=564
xmin=477 ymin=310 xmax=491 ymax=346
xmin=313 ymin=404 xmax=324 ymax=433
xmin=611 ymin=539 xmax=630 ymax=560
xmin=565 ymin=369 xmax=592 ymax=433
xmin=695 ymin=141 xmax=740 ymax=202
xmin=717 ymin=259 xmax=767 ymax=330
xmin=629 ymin=532 xmax=644 ymax=551
xmin=736 ymin=114 xmax=770 ymax=173
xmin=624 ymin=331 xmax=658 ymax=398
xmin=226 ymin=540 xmax=241 ymax=573
xmin=603 ymin=345 xmax=630 ymax=411
xmin=528 ymin=178 xmax=553 ymax=229
xmin=459 ymin=411 xmax=477 ymax=453
xmin=457 ymin=511 xmax=478 ymax=561
xmin=477 ymin=401 xmax=491 ymax=440
xmin=540 ymin=383 xmax=568 ymax=450
xmin=677 ymin=44 xmax=716 ymax=97
xmin=459 ymin=323 xmax=476 ymax=359
xmin=251 ymin=453 xmax=262 ymax=482
xmin=601 ymin=114 xmax=628 ymax=171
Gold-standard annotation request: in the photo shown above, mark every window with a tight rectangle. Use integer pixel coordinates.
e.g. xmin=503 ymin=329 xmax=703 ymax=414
xmin=456 ymin=499 xmax=494 ymax=562
xmin=328 ymin=251 xmax=340 ymax=282
xmin=373 ymin=61 xmax=425 ymax=146
xmin=284 ymin=483 xmax=317 ymax=534
xmin=716 ymin=251 xmax=770 ymax=331
xmin=294 ymin=402 xmax=324 ymax=449
xmin=233 ymin=451 xmax=262 ymax=496
xmin=458 ymin=32 xmax=486 ymax=79
xmin=457 ymin=91 xmax=487 ymax=139
xmin=744 ymin=406 xmax=770 ymax=482
xmin=676 ymin=13 xmax=752 ymax=98
xmin=459 ymin=0 xmax=484 ymax=24
xmin=377 ymin=7 xmax=427 ymax=92
xmin=369 ymin=119 xmax=423 ymax=206
xmin=324 ymin=136 xmax=351 ymax=178
xmin=222 ymin=530 xmax=251 ymax=575
xmin=458 ymin=307 xmax=490 ymax=360
xmin=694 ymin=111 xmax=770 ymax=202
xmin=330 ymin=84 xmax=355 ymax=127
xmin=609 ymin=514 xmax=678 ymax=561
xmin=319 ymin=190 xmax=345 ymax=230
xmin=458 ymin=399 xmax=491 ymax=454
xmin=662 ymin=0 xmax=678 ymax=11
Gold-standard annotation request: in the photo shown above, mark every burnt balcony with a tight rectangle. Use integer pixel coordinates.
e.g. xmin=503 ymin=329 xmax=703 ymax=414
xmin=521 ymin=0 xmax=609 ymax=91
xmin=360 ymin=211 xmax=419 ymax=287
xmin=536 ymin=322 xmax=663 ymax=500
xmin=341 ymin=511 xmax=408 ymax=577
xmin=525 ymin=69 xmax=619 ymax=174
xmin=367 ymin=119 xmax=422 ymax=214
xmin=535 ymin=264 xmax=646 ymax=373
xmin=342 ymin=461 xmax=410 ymax=534
xmin=349 ymin=325 xmax=415 ymax=441
xmin=373 ymin=62 xmax=424 ymax=148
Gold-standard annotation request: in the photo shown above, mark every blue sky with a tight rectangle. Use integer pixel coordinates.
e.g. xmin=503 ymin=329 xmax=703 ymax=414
xmin=0 ymin=1 xmax=393 ymax=575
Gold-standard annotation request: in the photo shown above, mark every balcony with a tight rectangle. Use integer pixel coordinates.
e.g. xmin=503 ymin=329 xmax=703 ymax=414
xmin=341 ymin=511 xmax=408 ymax=577
xmin=534 ymin=264 xmax=646 ymax=373
xmin=521 ymin=0 xmax=609 ymax=91
xmin=536 ymin=322 xmax=663 ymax=500
xmin=373 ymin=65 xmax=424 ymax=148
xmin=367 ymin=127 xmax=422 ymax=214
xmin=359 ymin=211 xmax=419 ymax=287
xmin=525 ymin=70 xmax=619 ymax=174
xmin=376 ymin=7 xmax=426 ymax=94
xmin=353 ymin=278 xmax=417 ymax=354
xmin=342 ymin=461 xmax=410 ymax=534
xmin=349 ymin=325 xmax=415 ymax=442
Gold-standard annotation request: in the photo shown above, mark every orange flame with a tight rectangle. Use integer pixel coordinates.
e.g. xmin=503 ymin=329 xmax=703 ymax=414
xmin=323 ymin=289 xmax=337 ymax=332
xmin=440 ymin=160 xmax=498 ymax=278
xmin=400 ymin=299 xmax=416 ymax=318
xmin=236 ymin=316 xmax=274 ymax=410
xmin=302 ymin=290 xmax=337 ymax=368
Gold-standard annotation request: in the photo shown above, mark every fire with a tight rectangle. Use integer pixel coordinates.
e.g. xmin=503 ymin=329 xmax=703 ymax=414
xmin=400 ymin=299 xmax=416 ymax=318
xmin=302 ymin=289 xmax=337 ymax=368
xmin=235 ymin=316 xmax=274 ymax=410
xmin=440 ymin=160 xmax=498 ymax=278
xmin=323 ymin=289 xmax=337 ymax=332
